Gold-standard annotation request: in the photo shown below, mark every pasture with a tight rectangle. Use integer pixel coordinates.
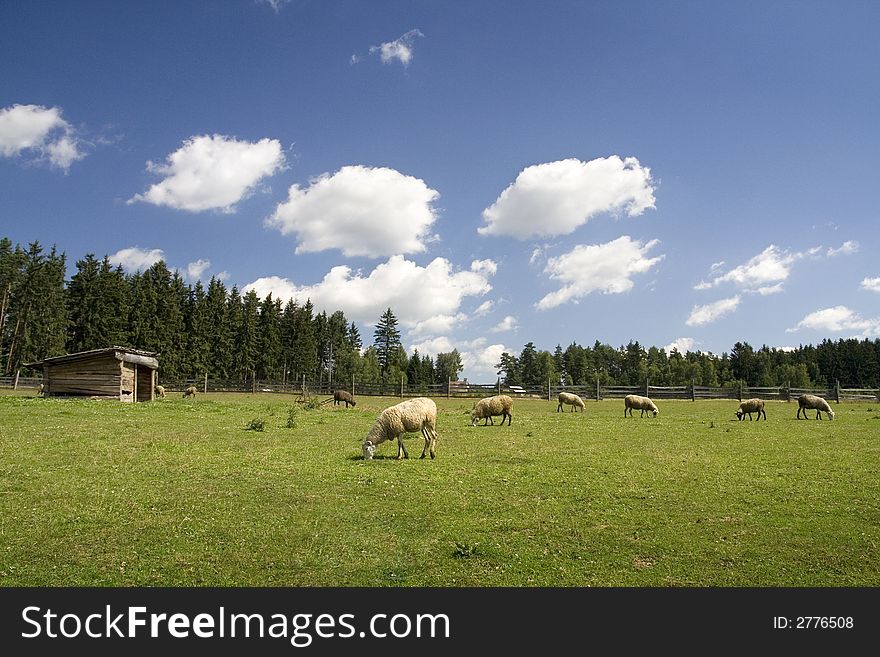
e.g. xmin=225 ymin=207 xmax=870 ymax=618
xmin=0 ymin=392 xmax=878 ymax=586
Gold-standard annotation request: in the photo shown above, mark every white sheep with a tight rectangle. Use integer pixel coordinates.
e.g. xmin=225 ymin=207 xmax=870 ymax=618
xmin=183 ymin=385 xmax=197 ymax=399
xmin=556 ymin=391 xmax=585 ymax=413
xmin=797 ymin=394 xmax=835 ymax=420
xmin=362 ymin=397 xmax=439 ymax=460
xmin=471 ymin=395 xmax=513 ymax=426
xmin=624 ymin=394 xmax=659 ymax=418
xmin=154 ymin=385 xmax=166 ymax=399
xmin=37 ymin=383 xmax=45 ymax=397
xmin=736 ymin=398 xmax=766 ymax=421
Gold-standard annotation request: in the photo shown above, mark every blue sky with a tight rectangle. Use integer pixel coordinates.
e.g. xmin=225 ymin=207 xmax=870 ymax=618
xmin=2 ymin=0 xmax=879 ymax=379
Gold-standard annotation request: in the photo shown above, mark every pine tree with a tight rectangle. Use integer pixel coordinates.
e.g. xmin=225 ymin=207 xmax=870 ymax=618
xmin=185 ymin=280 xmax=211 ymax=379
xmin=434 ymin=349 xmax=463 ymax=383
xmin=373 ymin=307 xmax=401 ymax=379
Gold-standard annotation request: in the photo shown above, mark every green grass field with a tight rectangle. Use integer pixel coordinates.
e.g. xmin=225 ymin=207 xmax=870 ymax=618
xmin=1 ymin=391 xmax=877 ymax=586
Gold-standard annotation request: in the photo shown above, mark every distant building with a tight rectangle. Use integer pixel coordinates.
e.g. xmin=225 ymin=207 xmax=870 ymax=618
xmin=25 ymin=347 xmax=159 ymax=402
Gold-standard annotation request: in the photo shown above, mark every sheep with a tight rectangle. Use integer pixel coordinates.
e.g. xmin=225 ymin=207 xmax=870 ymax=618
xmin=797 ymin=394 xmax=835 ymax=420
xmin=36 ymin=383 xmax=45 ymax=397
xmin=154 ymin=385 xmax=166 ymax=399
xmin=183 ymin=385 xmax=197 ymax=399
xmin=736 ymin=398 xmax=766 ymax=421
xmin=470 ymin=395 xmax=513 ymax=426
xmin=362 ymin=397 xmax=438 ymax=460
xmin=333 ymin=389 xmax=356 ymax=408
xmin=557 ymin=391 xmax=585 ymax=413
xmin=624 ymin=394 xmax=659 ymax=418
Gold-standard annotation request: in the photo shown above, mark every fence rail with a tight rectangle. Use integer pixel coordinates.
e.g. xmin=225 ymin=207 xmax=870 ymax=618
xmin=4 ymin=373 xmax=878 ymax=402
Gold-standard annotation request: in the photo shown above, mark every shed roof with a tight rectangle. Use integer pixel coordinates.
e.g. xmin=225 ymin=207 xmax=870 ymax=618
xmin=25 ymin=347 xmax=159 ymax=370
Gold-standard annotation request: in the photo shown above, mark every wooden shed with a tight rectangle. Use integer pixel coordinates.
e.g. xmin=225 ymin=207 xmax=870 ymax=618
xmin=26 ymin=347 xmax=159 ymax=402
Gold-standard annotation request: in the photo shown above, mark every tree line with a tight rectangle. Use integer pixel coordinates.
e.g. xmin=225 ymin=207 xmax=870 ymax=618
xmin=2 ymin=237 xmax=879 ymax=388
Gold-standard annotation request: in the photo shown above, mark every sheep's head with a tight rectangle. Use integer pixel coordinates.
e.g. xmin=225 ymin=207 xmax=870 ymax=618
xmin=828 ymin=409 xmax=835 ymax=420
xmin=736 ymin=409 xmax=743 ymax=420
xmin=652 ymin=409 xmax=659 ymax=417
xmin=362 ymin=440 xmax=376 ymax=460
xmin=470 ymin=411 xmax=479 ymax=426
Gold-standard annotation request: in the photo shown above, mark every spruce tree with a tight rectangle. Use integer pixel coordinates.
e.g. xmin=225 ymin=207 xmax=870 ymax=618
xmin=373 ymin=307 xmax=401 ymax=379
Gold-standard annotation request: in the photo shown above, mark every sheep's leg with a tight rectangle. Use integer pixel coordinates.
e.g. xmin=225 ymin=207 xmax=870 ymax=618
xmin=420 ymin=427 xmax=429 ymax=459
xmin=397 ymin=435 xmax=409 ymax=460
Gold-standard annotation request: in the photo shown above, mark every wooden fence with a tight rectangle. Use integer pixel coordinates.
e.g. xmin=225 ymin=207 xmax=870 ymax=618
xmin=3 ymin=373 xmax=878 ymax=402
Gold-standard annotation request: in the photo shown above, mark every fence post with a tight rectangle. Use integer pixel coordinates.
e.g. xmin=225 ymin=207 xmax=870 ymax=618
xmin=738 ymin=380 xmax=743 ymax=401
xmin=447 ymin=377 xmax=450 ymax=399
xmin=645 ymin=378 xmax=649 ymax=397
xmin=691 ymin=378 xmax=695 ymax=401
xmin=784 ymin=381 xmax=790 ymax=402
xmin=352 ymin=373 xmax=355 ymax=398
xmin=13 ymin=368 xmax=20 ymax=390
xmin=548 ymin=378 xmax=551 ymax=402
xmin=400 ymin=374 xmax=404 ymax=398
xmin=835 ymin=379 xmax=840 ymax=404
xmin=596 ymin=376 xmax=600 ymax=402
xmin=203 ymin=372 xmax=208 ymax=394
xmin=497 ymin=378 xmax=501 ymax=394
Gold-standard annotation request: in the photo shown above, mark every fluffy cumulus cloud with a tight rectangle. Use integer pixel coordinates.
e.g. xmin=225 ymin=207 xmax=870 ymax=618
xmin=186 ymin=258 xmax=211 ymax=280
xmin=108 ymin=247 xmax=165 ymax=272
xmin=536 ymin=236 xmax=664 ymax=310
xmin=243 ymin=255 xmax=493 ymax=328
xmin=258 ymin=0 xmax=289 ymax=11
xmin=129 ymin=134 xmax=285 ymax=213
xmin=491 ymin=316 xmax=518 ymax=333
xmin=369 ymin=29 xmax=424 ymax=66
xmin=664 ymin=337 xmax=698 ymax=354
xmin=685 ymin=296 xmax=742 ymax=327
xmin=266 ymin=165 xmax=440 ymax=257
xmin=408 ymin=313 xmax=467 ymax=337
xmin=861 ymin=277 xmax=880 ymax=293
xmin=479 ymin=156 xmax=656 ymax=239
xmin=787 ymin=306 xmax=880 ymax=336
xmin=0 ymin=103 xmax=86 ymax=171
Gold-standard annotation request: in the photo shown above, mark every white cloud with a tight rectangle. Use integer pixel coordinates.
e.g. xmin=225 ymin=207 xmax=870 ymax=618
xmin=479 ymin=156 xmax=656 ymax=239
xmin=695 ymin=245 xmax=807 ymax=292
xmin=474 ymin=300 xmax=494 ymax=316
xmin=755 ymin=283 xmax=785 ymax=296
xmin=408 ymin=336 xmax=457 ymax=356
xmin=0 ymin=104 xmax=86 ymax=171
xmin=266 ymin=165 xmax=439 ymax=257
xmin=216 ymin=271 xmax=230 ymax=281
xmin=129 ymin=134 xmax=285 ymax=213
xmin=491 ymin=316 xmax=518 ymax=333
xmin=664 ymin=337 xmax=698 ymax=354
xmin=408 ymin=313 xmax=467 ymax=337
xmin=109 ymin=247 xmax=165 ymax=272
xmin=258 ymin=0 xmax=289 ymax=11
xmin=470 ymin=259 xmax=497 ymax=276
xmin=827 ymin=240 xmax=859 ymax=257
xmin=860 ymin=277 xmax=880 ymax=293
xmin=369 ymin=29 xmax=424 ymax=66
xmin=186 ymin=258 xmax=211 ymax=280
xmin=686 ymin=295 xmax=742 ymax=327
xmin=460 ymin=343 xmax=508 ymax=377
xmin=775 ymin=346 xmax=797 ymax=352
xmin=536 ymin=236 xmax=664 ymax=310
xmin=787 ymin=306 xmax=880 ymax=336
xmin=709 ymin=261 xmax=725 ymax=273
xmin=243 ymin=255 xmax=493 ymax=327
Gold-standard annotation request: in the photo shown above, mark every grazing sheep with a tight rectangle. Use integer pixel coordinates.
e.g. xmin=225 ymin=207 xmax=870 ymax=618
xmin=736 ymin=398 xmax=766 ymax=421
xmin=333 ymin=389 xmax=356 ymax=408
xmin=154 ymin=385 xmax=166 ymax=399
xmin=183 ymin=385 xmax=197 ymax=399
xmin=797 ymin=394 xmax=835 ymax=420
xmin=624 ymin=394 xmax=659 ymax=418
xmin=557 ymin=391 xmax=585 ymax=413
xmin=36 ymin=383 xmax=45 ymax=397
xmin=362 ymin=397 xmax=438 ymax=460
xmin=471 ymin=395 xmax=514 ymax=426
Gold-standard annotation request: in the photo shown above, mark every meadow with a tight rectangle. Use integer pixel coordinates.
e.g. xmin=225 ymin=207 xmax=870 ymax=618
xmin=0 ymin=391 xmax=877 ymax=587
